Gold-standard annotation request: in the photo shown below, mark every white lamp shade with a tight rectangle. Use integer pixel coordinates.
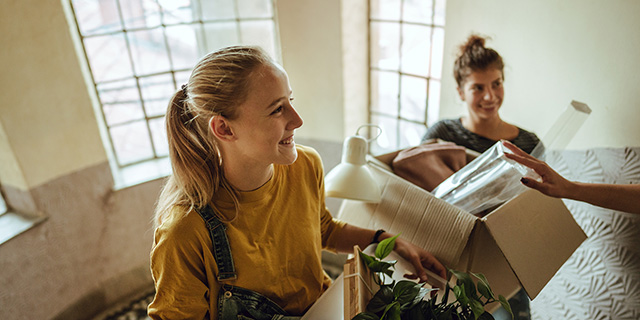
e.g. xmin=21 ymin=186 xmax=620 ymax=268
xmin=325 ymin=163 xmax=381 ymax=202
xmin=324 ymin=135 xmax=381 ymax=203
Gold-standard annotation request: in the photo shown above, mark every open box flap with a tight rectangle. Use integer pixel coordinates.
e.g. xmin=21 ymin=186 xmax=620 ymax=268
xmin=337 ymin=163 xmax=478 ymax=268
xmin=482 ymin=189 xmax=587 ymax=299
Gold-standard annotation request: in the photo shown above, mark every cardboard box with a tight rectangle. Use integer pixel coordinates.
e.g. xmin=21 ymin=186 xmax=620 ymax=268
xmin=336 ymin=154 xmax=587 ymax=301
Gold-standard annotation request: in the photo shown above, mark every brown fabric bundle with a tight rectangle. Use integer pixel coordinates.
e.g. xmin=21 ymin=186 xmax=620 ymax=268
xmin=391 ymin=141 xmax=468 ymax=192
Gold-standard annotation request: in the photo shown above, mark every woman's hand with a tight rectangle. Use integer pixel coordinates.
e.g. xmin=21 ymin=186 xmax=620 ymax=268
xmin=334 ymin=225 xmax=447 ymax=285
xmin=392 ymin=236 xmax=447 ymax=285
xmin=502 ymin=140 xmax=576 ymax=199
xmin=503 ymin=140 xmax=640 ymax=214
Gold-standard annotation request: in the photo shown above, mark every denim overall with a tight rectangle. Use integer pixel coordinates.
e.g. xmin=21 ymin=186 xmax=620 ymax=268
xmin=196 ymin=206 xmax=302 ymax=320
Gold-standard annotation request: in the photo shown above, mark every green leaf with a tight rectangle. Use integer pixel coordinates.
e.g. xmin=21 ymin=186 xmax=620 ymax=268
xmin=367 ymin=286 xmax=394 ymax=313
xmin=449 ymin=269 xmax=478 ymax=300
xmin=376 ymin=234 xmax=400 ymax=259
xmin=382 ymin=301 xmax=401 ymax=320
xmin=498 ymin=295 xmax=513 ymax=320
xmin=368 ymin=260 xmax=396 ymax=274
xmin=359 ymin=251 xmax=376 ymax=266
xmin=393 ymin=280 xmax=421 ymax=305
xmin=352 ymin=312 xmax=380 ymax=320
xmin=453 ymin=284 xmax=469 ymax=307
xmin=469 ymin=299 xmax=484 ymax=320
xmin=472 ymin=273 xmax=495 ymax=300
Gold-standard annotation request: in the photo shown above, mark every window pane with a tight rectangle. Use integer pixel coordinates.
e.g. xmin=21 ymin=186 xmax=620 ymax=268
xmin=149 ymin=117 xmax=169 ymax=156
xmin=159 ymin=0 xmax=197 ymax=24
xmin=201 ymin=0 xmax=236 ymax=20
xmin=98 ymin=79 xmax=144 ymax=126
xmin=72 ymin=0 xmax=121 ymax=36
xmin=204 ymin=22 xmax=240 ymax=52
xmin=370 ymin=0 xmax=400 ymax=21
xmin=166 ymin=25 xmax=201 ymax=70
xmin=84 ymin=34 xmax=133 ymax=82
xmin=400 ymin=75 xmax=426 ymax=122
xmin=128 ymin=28 xmax=171 ymax=76
xmin=72 ymin=0 xmax=279 ymax=174
xmin=430 ymin=27 xmax=445 ymax=79
xmin=427 ymin=80 xmax=441 ymax=126
xmin=140 ymin=74 xmax=175 ymax=117
xmin=370 ymin=115 xmax=398 ymax=155
xmin=434 ymin=0 xmax=447 ymax=26
xmin=175 ymin=70 xmax=191 ymax=88
xmin=403 ymin=0 xmax=433 ymax=25
xmin=238 ymin=0 xmax=272 ymax=18
xmin=120 ymin=0 xmax=161 ymax=29
xmin=401 ymin=24 xmax=431 ymax=77
xmin=240 ymin=21 xmax=277 ymax=56
xmin=110 ymin=121 xmax=154 ymax=165
xmin=398 ymin=120 xmax=426 ymax=148
xmin=370 ymin=22 xmax=400 ymax=70
xmin=370 ymin=70 xmax=399 ymax=117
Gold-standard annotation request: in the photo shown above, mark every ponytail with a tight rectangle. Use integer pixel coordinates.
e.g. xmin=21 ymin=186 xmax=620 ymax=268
xmin=154 ymin=46 xmax=273 ymax=226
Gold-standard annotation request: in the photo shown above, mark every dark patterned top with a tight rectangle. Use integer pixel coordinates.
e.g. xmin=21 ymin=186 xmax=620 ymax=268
xmin=422 ymin=118 xmax=541 ymax=154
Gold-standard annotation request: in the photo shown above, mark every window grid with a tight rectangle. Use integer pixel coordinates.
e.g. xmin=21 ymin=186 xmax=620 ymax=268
xmin=368 ymin=0 xmax=446 ymax=154
xmin=68 ymin=0 xmax=278 ymax=171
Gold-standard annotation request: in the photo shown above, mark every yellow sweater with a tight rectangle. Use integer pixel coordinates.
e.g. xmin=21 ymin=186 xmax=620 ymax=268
xmin=148 ymin=145 xmax=346 ymax=319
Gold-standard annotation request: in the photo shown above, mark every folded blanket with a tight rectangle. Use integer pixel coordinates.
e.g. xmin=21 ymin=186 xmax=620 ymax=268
xmin=391 ymin=141 xmax=468 ymax=192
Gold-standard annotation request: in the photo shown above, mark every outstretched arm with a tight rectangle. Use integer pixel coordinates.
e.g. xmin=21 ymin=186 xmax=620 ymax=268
xmin=334 ymin=224 xmax=447 ymax=283
xmin=503 ymin=140 xmax=640 ymax=214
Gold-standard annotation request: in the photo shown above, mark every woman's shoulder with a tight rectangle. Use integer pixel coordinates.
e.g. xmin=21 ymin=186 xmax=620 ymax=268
xmin=423 ymin=118 xmax=464 ymax=140
xmin=295 ymin=144 xmax=322 ymax=166
xmin=155 ymin=206 xmax=208 ymax=243
xmin=512 ymin=126 xmax=541 ymax=154
xmin=431 ymin=118 xmax=461 ymax=128
xmin=516 ymin=126 xmax=539 ymax=138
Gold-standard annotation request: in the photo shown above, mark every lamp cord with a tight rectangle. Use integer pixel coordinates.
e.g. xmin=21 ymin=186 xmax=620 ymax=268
xmin=356 ymin=124 xmax=382 ymax=142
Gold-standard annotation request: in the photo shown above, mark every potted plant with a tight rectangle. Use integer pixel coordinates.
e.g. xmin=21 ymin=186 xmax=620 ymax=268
xmin=352 ymin=235 xmax=513 ymax=320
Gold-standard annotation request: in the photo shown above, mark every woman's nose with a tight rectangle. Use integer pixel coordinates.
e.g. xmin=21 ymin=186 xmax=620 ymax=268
xmin=287 ymin=106 xmax=304 ymax=130
xmin=484 ymin=88 xmax=495 ymax=101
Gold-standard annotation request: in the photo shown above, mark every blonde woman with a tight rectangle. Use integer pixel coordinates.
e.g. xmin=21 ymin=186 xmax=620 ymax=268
xmin=148 ymin=46 xmax=446 ymax=319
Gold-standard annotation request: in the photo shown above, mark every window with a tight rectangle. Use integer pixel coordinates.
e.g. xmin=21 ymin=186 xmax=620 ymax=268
xmin=67 ymin=0 xmax=279 ymax=187
xmin=368 ymin=0 xmax=446 ymax=154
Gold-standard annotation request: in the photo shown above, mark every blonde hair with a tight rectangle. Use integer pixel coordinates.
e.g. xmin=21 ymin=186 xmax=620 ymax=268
xmin=155 ymin=46 xmax=274 ymax=226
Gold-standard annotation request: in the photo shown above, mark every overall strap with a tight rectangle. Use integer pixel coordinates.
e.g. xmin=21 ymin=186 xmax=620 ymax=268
xmin=195 ymin=205 xmax=237 ymax=281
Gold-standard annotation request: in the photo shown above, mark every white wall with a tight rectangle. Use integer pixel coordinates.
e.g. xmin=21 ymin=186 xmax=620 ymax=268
xmin=277 ymin=0 xmax=346 ymax=143
xmin=440 ymin=0 xmax=640 ymax=149
xmin=0 ymin=0 xmax=107 ymax=190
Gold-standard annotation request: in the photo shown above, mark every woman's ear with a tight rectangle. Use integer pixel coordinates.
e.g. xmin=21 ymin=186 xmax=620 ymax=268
xmin=457 ymin=87 xmax=465 ymax=101
xmin=210 ymin=116 xmax=236 ymax=141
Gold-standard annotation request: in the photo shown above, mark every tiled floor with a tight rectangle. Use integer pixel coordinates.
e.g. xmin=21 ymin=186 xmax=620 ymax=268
xmin=94 ymin=291 xmax=154 ymax=320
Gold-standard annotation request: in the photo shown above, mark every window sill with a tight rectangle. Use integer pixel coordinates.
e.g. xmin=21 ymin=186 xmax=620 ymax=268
xmin=113 ymin=157 xmax=171 ymax=190
xmin=0 ymin=212 xmax=47 ymax=246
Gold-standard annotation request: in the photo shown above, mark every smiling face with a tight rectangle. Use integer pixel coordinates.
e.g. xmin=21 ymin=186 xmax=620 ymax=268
xmin=226 ymin=63 xmax=304 ymax=168
xmin=457 ymin=68 xmax=504 ymax=122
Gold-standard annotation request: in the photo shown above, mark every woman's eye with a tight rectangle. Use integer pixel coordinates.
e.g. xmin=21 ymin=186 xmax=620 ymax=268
xmin=271 ymin=106 xmax=283 ymax=115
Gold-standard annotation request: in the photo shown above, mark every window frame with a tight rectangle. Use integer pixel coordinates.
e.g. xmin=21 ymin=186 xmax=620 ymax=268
xmin=66 ymin=0 xmax=280 ymax=188
xmin=367 ymin=0 xmax=446 ymax=154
